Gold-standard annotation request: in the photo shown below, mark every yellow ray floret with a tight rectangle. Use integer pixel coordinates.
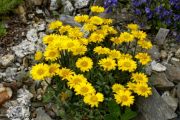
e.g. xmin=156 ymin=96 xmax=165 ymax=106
xmin=34 ymin=51 xmax=43 ymax=61
xmin=76 ymin=57 xmax=93 ymax=72
xmin=98 ymin=57 xmax=117 ymax=71
xmin=134 ymin=83 xmax=152 ymax=97
xmin=91 ymin=6 xmax=105 ymax=13
xmin=118 ymin=58 xmax=137 ymax=72
xmin=135 ymin=52 xmax=151 ymax=65
xmin=48 ymin=20 xmax=62 ymax=30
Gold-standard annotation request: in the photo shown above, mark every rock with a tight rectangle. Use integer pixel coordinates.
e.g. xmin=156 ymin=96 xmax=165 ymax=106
xmin=161 ymin=91 xmax=178 ymax=112
xmin=160 ymin=50 xmax=167 ymax=59
xmin=0 ymin=54 xmax=15 ymax=67
xmin=34 ymin=107 xmax=52 ymax=120
xmin=26 ymin=28 xmax=38 ymax=42
xmin=175 ymin=48 xmax=180 ymax=58
xmin=148 ymin=45 xmax=160 ymax=60
xmin=15 ymin=5 xmax=27 ymax=23
xmin=145 ymin=64 xmax=152 ymax=75
xmin=150 ymin=72 xmax=174 ymax=90
xmin=155 ymin=28 xmax=169 ymax=45
xmin=74 ymin=0 xmax=90 ymax=9
xmin=11 ymin=40 xmax=36 ymax=58
xmin=59 ymin=15 xmax=82 ymax=27
xmin=166 ymin=65 xmax=180 ymax=83
xmin=151 ymin=61 xmax=166 ymax=72
xmin=36 ymin=22 xmax=46 ymax=31
xmin=5 ymin=88 xmax=33 ymax=120
xmin=0 ymin=72 xmax=6 ymax=79
xmin=5 ymin=67 xmax=18 ymax=82
xmin=61 ymin=0 xmax=74 ymax=14
xmin=136 ymin=87 xmax=177 ymax=120
xmin=0 ymin=84 xmax=12 ymax=105
xmin=171 ymin=57 xmax=180 ymax=68
xmin=50 ymin=0 xmax=58 ymax=11
xmin=31 ymin=0 xmax=44 ymax=5
xmin=177 ymin=83 xmax=180 ymax=107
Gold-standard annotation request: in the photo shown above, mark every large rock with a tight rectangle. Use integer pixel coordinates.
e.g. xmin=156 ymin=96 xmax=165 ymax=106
xmin=176 ymin=83 xmax=180 ymax=108
xmin=34 ymin=107 xmax=52 ymax=120
xmin=148 ymin=45 xmax=160 ymax=60
xmin=161 ymin=91 xmax=178 ymax=112
xmin=150 ymin=72 xmax=174 ymax=90
xmin=136 ymin=87 xmax=177 ymax=120
xmin=151 ymin=61 xmax=166 ymax=72
xmin=166 ymin=65 xmax=180 ymax=83
xmin=0 ymin=54 xmax=15 ymax=67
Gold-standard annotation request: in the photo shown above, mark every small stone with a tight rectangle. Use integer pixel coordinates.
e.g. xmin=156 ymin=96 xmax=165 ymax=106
xmin=148 ymin=45 xmax=160 ymax=60
xmin=0 ymin=72 xmax=6 ymax=79
xmin=31 ymin=0 xmax=43 ymax=5
xmin=151 ymin=61 xmax=166 ymax=72
xmin=34 ymin=107 xmax=52 ymax=120
xmin=0 ymin=54 xmax=15 ymax=67
xmin=74 ymin=0 xmax=90 ymax=9
xmin=161 ymin=91 xmax=178 ymax=112
xmin=160 ymin=50 xmax=168 ymax=59
xmin=175 ymin=48 xmax=180 ymax=58
xmin=176 ymin=83 xmax=180 ymax=107
xmin=166 ymin=65 xmax=180 ymax=83
xmin=50 ymin=0 xmax=58 ymax=11
xmin=61 ymin=1 xmax=74 ymax=14
xmin=26 ymin=29 xmax=38 ymax=42
xmin=5 ymin=67 xmax=18 ymax=82
xmin=0 ymin=84 xmax=12 ymax=105
xmin=150 ymin=72 xmax=174 ymax=90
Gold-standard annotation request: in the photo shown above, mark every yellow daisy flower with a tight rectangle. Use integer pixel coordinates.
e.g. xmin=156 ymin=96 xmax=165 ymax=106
xmin=57 ymin=68 xmax=75 ymax=80
xmin=131 ymin=30 xmax=147 ymax=40
xmin=74 ymin=82 xmax=96 ymax=96
xmin=131 ymin=72 xmax=148 ymax=83
xmin=43 ymin=34 xmax=58 ymax=45
xmin=71 ymin=45 xmax=87 ymax=56
xmin=108 ymin=50 xmax=121 ymax=59
xmin=135 ymin=52 xmax=151 ymax=65
xmin=34 ymin=51 xmax=43 ymax=61
xmin=84 ymin=23 xmax=97 ymax=31
xmin=68 ymin=27 xmax=84 ymax=39
xmin=67 ymin=74 xmax=87 ymax=89
xmin=110 ymin=37 xmax=124 ymax=44
xmin=112 ymin=83 xmax=125 ymax=93
xmin=137 ymin=40 xmax=152 ymax=49
xmin=91 ymin=6 xmax=105 ymax=13
xmin=76 ymin=57 xmax=93 ymax=72
xmin=127 ymin=23 xmax=139 ymax=31
xmin=89 ymin=33 xmax=104 ymax=43
xmin=30 ymin=63 xmax=49 ymax=80
xmin=44 ymin=48 xmax=60 ymax=61
xmin=98 ymin=58 xmax=116 ymax=71
xmin=103 ymin=18 xmax=113 ymax=25
xmin=119 ymin=32 xmax=134 ymax=42
xmin=117 ymin=58 xmax=137 ymax=72
xmin=114 ymin=90 xmax=134 ymax=107
xmin=134 ymin=83 xmax=152 ymax=98
xmin=63 ymin=40 xmax=81 ymax=51
xmin=74 ymin=15 xmax=89 ymax=23
xmin=77 ymin=38 xmax=89 ymax=45
xmin=93 ymin=46 xmax=110 ymax=55
xmin=89 ymin=16 xmax=104 ymax=25
xmin=119 ymin=53 xmax=133 ymax=59
xmin=59 ymin=25 xmax=71 ymax=34
xmin=48 ymin=20 xmax=62 ymax=30
xmin=126 ymin=82 xmax=137 ymax=91
xmin=84 ymin=92 xmax=104 ymax=107
xmin=48 ymin=63 xmax=60 ymax=77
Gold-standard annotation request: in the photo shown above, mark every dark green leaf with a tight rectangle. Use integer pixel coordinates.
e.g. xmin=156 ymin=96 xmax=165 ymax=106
xmin=108 ymin=100 xmax=121 ymax=117
xmin=104 ymin=114 xmax=118 ymax=120
xmin=121 ymin=108 xmax=137 ymax=120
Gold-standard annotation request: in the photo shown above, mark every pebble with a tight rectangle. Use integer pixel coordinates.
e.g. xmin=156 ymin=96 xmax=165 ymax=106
xmin=0 ymin=54 xmax=15 ymax=67
xmin=151 ymin=61 xmax=167 ymax=72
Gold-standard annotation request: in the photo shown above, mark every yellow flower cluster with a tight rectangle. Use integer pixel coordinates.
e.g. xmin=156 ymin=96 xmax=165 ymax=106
xmin=30 ymin=6 xmax=153 ymax=108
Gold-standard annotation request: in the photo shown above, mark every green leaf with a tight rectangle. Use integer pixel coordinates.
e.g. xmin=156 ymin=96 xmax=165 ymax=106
xmin=121 ymin=108 xmax=137 ymax=120
xmin=42 ymin=87 xmax=55 ymax=103
xmin=104 ymin=114 xmax=118 ymax=120
xmin=108 ymin=100 xmax=121 ymax=117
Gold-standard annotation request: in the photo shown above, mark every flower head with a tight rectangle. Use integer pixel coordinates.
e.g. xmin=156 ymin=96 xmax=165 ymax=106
xmin=57 ymin=68 xmax=75 ymax=80
xmin=34 ymin=51 xmax=43 ymax=61
xmin=134 ymin=83 xmax=152 ymax=97
xmin=118 ymin=58 xmax=137 ymax=72
xmin=112 ymin=83 xmax=125 ymax=93
xmin=91 ymin=6 xmax=105 ymax=13
xmin=98 ymin=58 xmax=116 ymax=71
xmin=135 ymin=52 xmax=151 ymax=65
xmin=76 ymin=57 xmax=93 ymax=72
xmin=68 ymin=74 xmax=87 ymax=89
xmin=131 ymin=72 xmax=148 ymax=83
xmin=48 ymin=20 xmax=62 ymax=30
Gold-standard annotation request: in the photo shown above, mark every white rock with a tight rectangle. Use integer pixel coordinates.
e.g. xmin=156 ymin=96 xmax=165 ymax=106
xmin=74 ymin=0 xmax=90 ymax=9
xmin=162 ymin=91 xmax=178 ymax=111
xmin=37 ymin=22 xmax=46 ymax=31
xmin=11 ymin=40 xmax=36 ymax=58
xmin=6 ymin=88 xmax=33 ymax=120
xmin=0 ymin=54 xmax=15 ymax=67
xmin=151 ymin=61 xmax=167 ymax=72
xmin=175 ymin=48 xmax=180 ymax=58
xmin=26 ymin=29 xmax=38 ymax=42
xmin=5 ymin=67 xmax=18 ymax=82
xmin=50 ymin=0 xmax=58 ymax=11
xmin=0 ymin=72 xmax=6 ymax=79
xmin=63 ymin=1 xmax=74 ymax=14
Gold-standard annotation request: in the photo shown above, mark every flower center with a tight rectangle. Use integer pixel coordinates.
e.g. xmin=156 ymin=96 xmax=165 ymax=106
xmin=80 ymin=61 xmax=88 ymax=67
xmin=139 ymin=86 xmax=148 ymax=92
xmin=73 ymin=78 xmax=82 ymax=84
xmin=49 ymin=51 xmax=56 ymax=57
xmin=37 ymin=69 xmax=45 ymax=75
xmin=81 ymin=87 xmax=89 ymax=93
xmin=49 ymin=67 xmax=56 ymax=73
xmin=90 ymin=95 xmax=98 ymax=102
xmin=121 ymin=95 xmax=128 ymax=102
xmin=104 ymin=61 xmax=112 ymax=66
xmin=47 ymin=37 xmax=54 ymax=42
xmin=123 ymin=62 xmax=131 ymax=67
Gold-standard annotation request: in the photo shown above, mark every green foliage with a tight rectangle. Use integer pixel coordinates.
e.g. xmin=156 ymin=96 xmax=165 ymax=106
xmin=0 ymin=0 xmax=23 ymax=14
xmin=0 ymin=22 xmax=6 ymax=36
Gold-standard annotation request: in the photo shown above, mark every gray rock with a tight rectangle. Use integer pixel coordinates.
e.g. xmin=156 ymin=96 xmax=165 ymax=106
xmin=171 ymin=57 xmax=180 ymax=68
xmin=145 ymin=64 xmax=152 ymax=75
xmin=74 ymin=0 xmax=90 ymax=9
xmin=26 ymin=29 xmax=38 ymax=42
xmin=161 ymin=91 xmax=178 ymax=112
xmin=6 ymin=88 xmax=33 ymax=120
xmin=30 ymin=0 xmax=44 ymax=5
xmin=136 ymin=87 xmax=177 ymax=120
xmin=176 ymin=83 xmax=180 ymax=108
xmin=166 ymin=65 xmax=180 ymax=83
xmin=61 ymin=0 xmax=74 ymax=14
xmin=150 ymin=72 xmax=174 ymax=90
xmin=34 ymin=107 xmax=52 ymax=120
xmin=155 ymin=28 xmax=169 ymax=45
xmin=59 ymin=14 xmax=82 ymax=27
xmin=50 ymin=0 xmax=58 ymax=11
xmin=148 ymin=45 xmax=160 ymax=60
xmin=175 ymin=48 xmax=180 ymax=58
xmin=11 ymin=40 xmax=36 ymax=58
xmin=151 ymin=61 xmax=166 ymax=72
xmin=160 ymin=50 xmax=168 ymax=59
xmin=0 ymin=54 xmax=15 ymax=67
xmin=0 ymin=72 xmax=6 ymax=79
xmin=5 ymin=67 xmax=18 ymax=82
